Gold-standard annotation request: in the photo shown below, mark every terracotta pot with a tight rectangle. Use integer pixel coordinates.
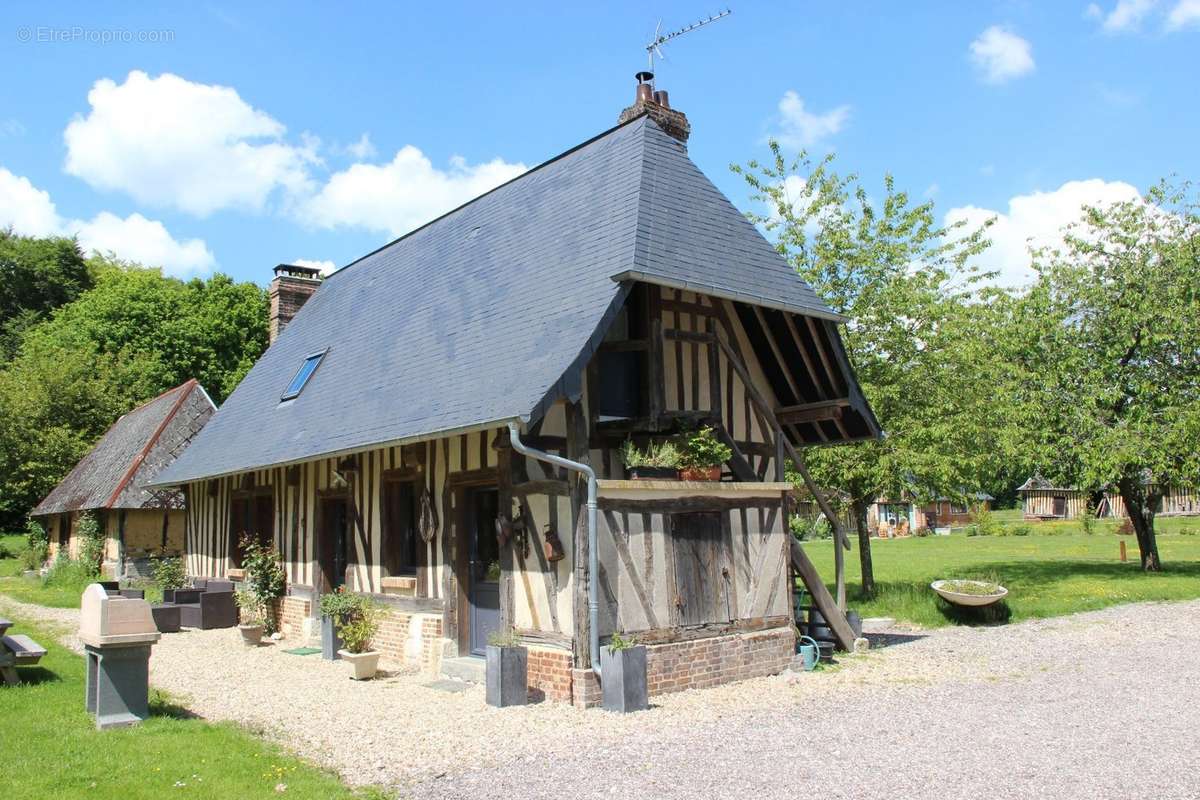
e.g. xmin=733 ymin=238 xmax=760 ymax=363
xmin=238 ymin=623 xmax=264 ymax=647
xmin=338 ymin=649 xmax=381 ymax=680
xmin=678 ymin=466 xmax=721 ymax=481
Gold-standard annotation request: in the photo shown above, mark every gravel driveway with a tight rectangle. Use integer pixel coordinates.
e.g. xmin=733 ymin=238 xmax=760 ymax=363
xmin=4 ymin=594 xmax=1197 ymax=799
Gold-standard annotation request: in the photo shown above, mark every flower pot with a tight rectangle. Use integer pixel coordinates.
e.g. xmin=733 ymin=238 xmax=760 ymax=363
xmin=485 ymin=644 xmax=528 ymax=707
xmin=626 ymin=466 xmax=678 ymax=481
xmin=239 ymin=623 xmax=264 ymax=647
xmin=321 ymin=614 xmax=343 ymax=660
xmin=600 ymin=644 xmax=648 ymax=713
xmin=678 ymin=466 xmax=721 ymax=481
xmin=338 ymin=649 xmax=381 ymax=680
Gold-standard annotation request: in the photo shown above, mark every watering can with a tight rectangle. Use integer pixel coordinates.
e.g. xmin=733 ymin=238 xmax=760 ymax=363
xmin=796 ymin=635 xmax=820 ymax=671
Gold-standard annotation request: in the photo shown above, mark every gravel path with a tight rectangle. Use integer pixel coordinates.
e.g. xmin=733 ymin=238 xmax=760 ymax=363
xmin=4 ymin=594 xmax=1197 ymax=799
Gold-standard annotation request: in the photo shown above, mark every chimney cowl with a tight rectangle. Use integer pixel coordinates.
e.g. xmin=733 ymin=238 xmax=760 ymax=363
xmin=617 ymin=72 xmax=691 ymax=146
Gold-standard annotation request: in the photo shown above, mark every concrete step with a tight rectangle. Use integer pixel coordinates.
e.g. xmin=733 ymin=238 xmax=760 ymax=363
xmin=440 ymin=655 xmax=485 ymax=684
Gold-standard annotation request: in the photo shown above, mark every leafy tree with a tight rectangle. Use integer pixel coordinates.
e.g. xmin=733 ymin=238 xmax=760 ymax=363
xmin=735 ymin=145 xmax=1005 ymax=595
xmin=1009 ymin=181 xmax=1200 ymax=570
xmin=0 ymin=252 xmax=269 ymax=529
xmin=0 ymin=231 xmax=93 ymax=359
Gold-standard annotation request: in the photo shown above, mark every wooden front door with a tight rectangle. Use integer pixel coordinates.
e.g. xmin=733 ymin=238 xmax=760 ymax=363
xmin=465 ymin=486 xmax=500 ymax=656
xmin=317 ymin=496 xmax=350 ymax=594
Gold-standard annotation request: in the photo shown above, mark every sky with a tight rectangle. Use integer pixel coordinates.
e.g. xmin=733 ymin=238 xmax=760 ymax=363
xmin=1 ymin=1 xmax=1197 ymax=289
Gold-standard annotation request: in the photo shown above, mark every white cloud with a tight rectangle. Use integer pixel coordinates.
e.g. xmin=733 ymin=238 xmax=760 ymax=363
xmin=945 ymin=179 xmax=1141 ymax=287
xmin=64 ymin=71 xmax=318 ymax=216
xmin=340 ymin=134 xmax=376 ymax=161
xmin=0 ymin=168 xmax=61 ymax=236
xmin=773 ymin=91 xmax=850 ymax=149
xmin=969 ymin=26 xmax=1036 ymax=84
xmin=1088 ymin=0 xmax=1158 ymax=30
xmin=1166 ymin=0 xmax=1200 ymax=29
xmin=291 ymin=258 xmax=337 ymax=276
xmin=298 ymin=147 xmax=526 ymax=236
xmin=67 ymin=213 xmax=214 ymax=276
xmin=0 ymin=166 xmax=213 ymax=277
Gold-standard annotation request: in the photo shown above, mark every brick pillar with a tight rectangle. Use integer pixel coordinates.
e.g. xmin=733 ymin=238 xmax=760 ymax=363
xmin=268 ymin=264 xmax=323 ymax=344
xmin=571 ymin=668 xmax=601 ymax=708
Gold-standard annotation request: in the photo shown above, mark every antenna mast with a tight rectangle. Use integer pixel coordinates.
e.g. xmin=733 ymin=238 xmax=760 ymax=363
xmin=646 ymin=9 xmax=732 ymax=75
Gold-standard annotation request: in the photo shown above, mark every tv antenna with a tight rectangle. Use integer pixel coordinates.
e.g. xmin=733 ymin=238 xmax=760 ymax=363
xmin=645 ymin=9 xmax=732 ymax=75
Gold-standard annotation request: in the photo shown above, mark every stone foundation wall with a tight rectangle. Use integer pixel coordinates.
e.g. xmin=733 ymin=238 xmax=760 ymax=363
xmin=272 ymin=596 xmax=310 ymax=637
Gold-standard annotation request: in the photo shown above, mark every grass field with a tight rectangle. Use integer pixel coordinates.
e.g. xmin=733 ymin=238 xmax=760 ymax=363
xmin=0 ymin=614 xmax=379 ymax=800
xmin=802 ymin=523 xmax=1200 ymax=627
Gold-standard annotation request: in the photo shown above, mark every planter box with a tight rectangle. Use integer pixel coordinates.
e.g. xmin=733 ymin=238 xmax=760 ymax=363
xmin=678 ymin=466 xmax=722 ymax=481
xmin=485 ymin=645 xmax=528 ymax=707
xmin=338 ymin=649 xmax=381 ymax=680
xmin=626 ymin=466 xmax=678 ymax=481
xmin=321 ymin=615 xmax=343 ymax=660
xmin=601 ymin=645 xmax=648 ymax=713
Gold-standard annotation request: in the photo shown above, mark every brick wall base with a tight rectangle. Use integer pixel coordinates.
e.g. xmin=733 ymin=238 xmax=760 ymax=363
xmin=271 ymin=596 xmax=444 ymax=672
xmin=552 ymin=626 xmax=796 ymax=707
xmin=526 ymin=647 xmax=573 ymax=703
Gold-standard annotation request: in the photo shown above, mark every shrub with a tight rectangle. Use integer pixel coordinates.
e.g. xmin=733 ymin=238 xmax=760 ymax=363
xmin=790 ymin=514 xmax=832 ymax=541
xmin=1080 ymin=503 xmax=1098 ymax=535
xmin=969 ymin=506 xmax=1003 ymax=537
xmin=1010 ymin=524 xmax=1032 ymax=537
xmin=21 ymin=519 xmax=49 ymax=570
xmin=619 ymin=438 xmax=681 ymax=469
xmin=42 ymin=555 xmax=95 ymax=590
xmin=677 ymin=426 xmax=732 ymax=469
xmin=336 ymin=596 xmax=385 ymax=654
xmin=319 ymin=586 xmax=360 ymax=621
xmin=76 ymin=512 xmax=106 ymax=577
xmin=151 ymin=555 xmax=186 ymax=591
xmin=234 ymin=589 xmax=265 ymax=626
xmin=240 ymin=535 xmax=286 ymax=634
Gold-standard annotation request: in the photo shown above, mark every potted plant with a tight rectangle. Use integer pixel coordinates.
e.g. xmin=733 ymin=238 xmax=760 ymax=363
xmin=485 ymin=627 xmax=528 ymax=708
xmin=235 ymin=589 xmax=265 ymax=646
xmin=600 ymin=631 xmax=648 ymax=713
xmin=335 ymin=594 xmax=385 ymax=680
xmin=318 ymin=587 xmax=357 ymax=660
xmin=619 ymin=438 xmax=682 ymax=480
xmin=240 ymin=535 xmax=286 ymax=636
xmin=677 ymin=426 xmax=731 ymax=481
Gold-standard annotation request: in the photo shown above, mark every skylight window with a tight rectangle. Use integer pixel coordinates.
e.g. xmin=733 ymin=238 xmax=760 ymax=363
xmin=281 ymin=350 xmax=326 ymax=401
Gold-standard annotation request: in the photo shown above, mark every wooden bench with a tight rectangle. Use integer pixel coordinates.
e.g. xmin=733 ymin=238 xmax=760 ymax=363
xmin=1 ymin=632 xmax=48 ymax=686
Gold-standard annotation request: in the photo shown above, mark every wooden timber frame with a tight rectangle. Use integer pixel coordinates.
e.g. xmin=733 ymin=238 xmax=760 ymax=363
xmin=181 ymin=280 xmax=871 ymax=669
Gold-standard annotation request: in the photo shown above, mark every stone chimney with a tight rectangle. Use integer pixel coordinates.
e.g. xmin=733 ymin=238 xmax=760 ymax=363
xmin=268 ymin=263 xmax=323 ymax=344
xmin=617 ymin=71 xmax=690 ymax=145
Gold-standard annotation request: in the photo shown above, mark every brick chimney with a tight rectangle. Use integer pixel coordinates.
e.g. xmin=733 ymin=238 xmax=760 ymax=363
xmin=617 ymin=71 xmax=690 ymax=145
xmin=268 ymin=264 xmax=323 ymax=344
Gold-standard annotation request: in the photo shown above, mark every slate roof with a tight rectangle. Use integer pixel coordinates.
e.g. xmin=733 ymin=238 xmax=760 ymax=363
xmin=153 ymin=115 xmax=850 ymax=486
xmin=1016 ymin=476 xmax=1077 ymax=493
xmin=32 ymin=380 xmax=216 ymax=515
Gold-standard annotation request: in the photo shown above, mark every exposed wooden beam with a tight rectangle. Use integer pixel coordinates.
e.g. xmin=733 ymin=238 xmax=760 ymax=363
xmin=752 ymin=306 xmax=804 ymax=406
xmin=661 ymin=298 xmax=719 ymax=317
xmin=663 ymin=328 xmax=715 ymax=344
xmin=776 ymin=399 xmax=851 ymax=425
xmin=712 ymin=423 xmax=758 ymax=482
xmin=783 ymin=313 xmax=831 ymax=400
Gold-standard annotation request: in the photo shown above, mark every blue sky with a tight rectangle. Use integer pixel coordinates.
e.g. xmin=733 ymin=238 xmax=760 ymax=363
xmin=2 ymin=1 xmax=1197 ymax=288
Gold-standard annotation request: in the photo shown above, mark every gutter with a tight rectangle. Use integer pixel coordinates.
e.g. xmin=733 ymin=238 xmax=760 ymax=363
xmin=506 ymin=421 xmax=600 ymax=676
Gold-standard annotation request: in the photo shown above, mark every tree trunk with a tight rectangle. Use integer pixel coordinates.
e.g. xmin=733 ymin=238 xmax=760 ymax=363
xmin=852 ymin=500 xmax=875 ymax=597
xmin=1118 ymin=477 xmax=1162 ymax=572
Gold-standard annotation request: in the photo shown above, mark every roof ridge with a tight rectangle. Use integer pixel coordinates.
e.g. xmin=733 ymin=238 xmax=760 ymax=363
xmin=103 ymin=379 xmax=198 ymax=508
xmin=327 ymin=113 xmax=654 ymax=282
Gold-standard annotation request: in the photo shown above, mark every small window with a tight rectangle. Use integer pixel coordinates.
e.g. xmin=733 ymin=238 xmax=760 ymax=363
xmin=281 ymin=350 xmax=326 ymax=401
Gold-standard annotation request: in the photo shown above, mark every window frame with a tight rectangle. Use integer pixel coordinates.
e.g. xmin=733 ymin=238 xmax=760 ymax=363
xmin=280 ymin=348 xmax=328 ymax=402
xmin=381 ymin=475 xmax=421 ymax=578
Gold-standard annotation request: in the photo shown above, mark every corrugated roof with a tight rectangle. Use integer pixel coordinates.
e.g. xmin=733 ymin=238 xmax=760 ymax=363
xmin=32 ymin=380 xmax=216 ymax=515
xmin=152 ymin=115 xmax=846 ymax=485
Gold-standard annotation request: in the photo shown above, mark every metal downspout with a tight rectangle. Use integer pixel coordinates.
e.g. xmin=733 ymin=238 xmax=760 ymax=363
xmin=507 ymin=421 xmax=600 ymax=675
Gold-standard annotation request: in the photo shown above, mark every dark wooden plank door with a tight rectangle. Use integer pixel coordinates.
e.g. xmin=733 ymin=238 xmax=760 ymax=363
xmin=671 ymin=512 xmax=725 ymax=626
xmin=467 ymin=487 xmax=501 ymax=656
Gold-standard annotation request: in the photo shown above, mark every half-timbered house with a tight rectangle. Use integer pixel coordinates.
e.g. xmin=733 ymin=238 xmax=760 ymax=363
xmin=1018 ymin=476 xmax=1200 ymax=521
xmin=32 ymin=380 xmax=216 ymax=579
xmin=151 ymin=82 xmax=881 ymax=705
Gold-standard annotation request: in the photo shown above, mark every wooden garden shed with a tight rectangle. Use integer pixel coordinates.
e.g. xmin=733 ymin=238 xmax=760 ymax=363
xmin=31 ymin=380 xmax=216 ymax=579
xmin=150 ymin=85 xmax=880 ymax=705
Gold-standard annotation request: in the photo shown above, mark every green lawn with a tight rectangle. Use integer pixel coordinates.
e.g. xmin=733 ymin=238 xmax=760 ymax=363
xmin=801 ymin=528 xmax=1200 ymax=627
xmin=0 ymin=615 xmax=381 ymax=800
